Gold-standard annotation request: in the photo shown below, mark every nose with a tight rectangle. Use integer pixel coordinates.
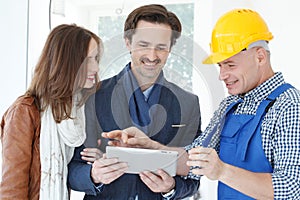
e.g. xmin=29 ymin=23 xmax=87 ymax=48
xmin=219 ymin=65 xmax=229 ymax=81
xmin=90 ymin=60 xmax=100 ymax=73
xmin=147 ymin=48 xmax=158 ymax=61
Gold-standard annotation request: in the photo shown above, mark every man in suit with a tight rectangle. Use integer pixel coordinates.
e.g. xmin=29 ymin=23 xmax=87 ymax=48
xmin=68 ymin=4 xmax=201 ymax=199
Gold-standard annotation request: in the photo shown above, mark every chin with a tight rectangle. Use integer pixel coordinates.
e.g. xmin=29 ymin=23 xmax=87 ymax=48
xmin=227 ymin=89 xmax=238 ymax=95
xmin=83 ymin=83 xmax=94 ymax=89
xmin=83 ymin=79 xmax=96 ymax=89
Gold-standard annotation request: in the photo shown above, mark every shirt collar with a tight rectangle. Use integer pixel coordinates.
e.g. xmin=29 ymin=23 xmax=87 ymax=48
xmin=241 ymin=72 xmax=285 ymax=102
xmin=143 ymin=85 xmax=154 ymax=101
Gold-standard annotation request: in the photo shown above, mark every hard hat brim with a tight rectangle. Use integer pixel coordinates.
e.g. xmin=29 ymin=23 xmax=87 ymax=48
xmin=202 ymin=52 xmax=237 ymax=64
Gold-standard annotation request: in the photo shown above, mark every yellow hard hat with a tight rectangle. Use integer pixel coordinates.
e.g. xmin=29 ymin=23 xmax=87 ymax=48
xmin=203 ymin=8 xmax=273 ymax=64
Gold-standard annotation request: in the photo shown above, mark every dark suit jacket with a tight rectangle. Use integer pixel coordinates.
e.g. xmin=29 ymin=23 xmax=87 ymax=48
xmin=68 ymin=65 xmax=202 ymax=200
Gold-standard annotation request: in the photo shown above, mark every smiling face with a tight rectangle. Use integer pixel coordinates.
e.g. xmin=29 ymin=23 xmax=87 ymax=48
xmin=125 ymin=20 xmax=172 ymax=90
xmin=218 ymin=47 xmax=273 ymax=95
xmin=84 ymin=38 xmax=100 ymax=88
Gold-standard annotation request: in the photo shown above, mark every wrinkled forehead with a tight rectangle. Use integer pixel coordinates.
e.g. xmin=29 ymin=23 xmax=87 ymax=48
xmin=218 ymin=49 xmax=249 ymax=65
xmin=131 ymin=22 xmax=172 ymax=45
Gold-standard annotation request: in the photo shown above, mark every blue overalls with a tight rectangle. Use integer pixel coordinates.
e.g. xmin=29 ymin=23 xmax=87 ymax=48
xmin=218 ymin=83 xmax=292 ymax=199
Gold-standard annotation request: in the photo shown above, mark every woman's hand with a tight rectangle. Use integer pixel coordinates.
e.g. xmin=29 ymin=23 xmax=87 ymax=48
xmin=81 ymin=139 xmax=102 ymax=164
xmin=81 ymin=147 xmax=102 ymax=164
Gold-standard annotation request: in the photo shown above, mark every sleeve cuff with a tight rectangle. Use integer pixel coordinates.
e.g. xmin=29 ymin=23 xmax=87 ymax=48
xmin=93 ymin=183 xmax=104 ymax=193
xmin=161 ymin=188 xmax=176 ymax=199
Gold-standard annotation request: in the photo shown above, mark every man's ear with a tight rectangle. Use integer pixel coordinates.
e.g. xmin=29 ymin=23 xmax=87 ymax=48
xmin=256 ymin=47 xmax=267 ymax=64
xmin=125 ymin=38 xmax=131 ymax=51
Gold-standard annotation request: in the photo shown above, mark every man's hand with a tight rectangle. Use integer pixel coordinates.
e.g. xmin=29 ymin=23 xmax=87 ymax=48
xmin=187 ymin=146 xmax=224 ymax=180
xmin=187 ymin=147 xmax=274 ymax=199
xmin=91 ymin=154 xmax=128 ymax=184
xmin=102 ymin=126 xmax=162 ymax=149
xmin=139 ymin=169 xmax=175 ymax=193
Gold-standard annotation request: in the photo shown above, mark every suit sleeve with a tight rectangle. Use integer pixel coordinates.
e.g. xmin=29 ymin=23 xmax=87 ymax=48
xmin=191 ymin=95 xmax=202 ymax=139
xmin=175 ymin=95 xmax=201 ymax=199
xmin=170 ymin=176 xmax=200 ymax=199
xmin=67 ymin=145 xmax=99 ymax=196
xmin=169 ymin=95 xmax=201 ymax=199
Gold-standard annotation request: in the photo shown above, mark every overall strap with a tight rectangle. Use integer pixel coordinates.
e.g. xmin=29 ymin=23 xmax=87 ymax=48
xmin=265 ymin=83 xmax=293 ymax=112
xmin=267 ymin=83 xmax=293 ymax=100
xmin=202 ymin=99 xmax=243 ymax=147
xmin=239 ymin=83 xmax=293 ymax=160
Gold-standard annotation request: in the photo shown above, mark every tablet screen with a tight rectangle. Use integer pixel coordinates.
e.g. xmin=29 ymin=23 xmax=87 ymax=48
xmin=106 ymin=146 xmax=178 ymax=176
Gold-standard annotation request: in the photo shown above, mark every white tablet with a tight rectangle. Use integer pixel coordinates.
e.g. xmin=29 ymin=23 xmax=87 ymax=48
xmin=106 ymin=146 xmax=178 ymax=176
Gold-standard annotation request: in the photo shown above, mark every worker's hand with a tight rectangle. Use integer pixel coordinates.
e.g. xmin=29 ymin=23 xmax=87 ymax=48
xmin=139 ymin=169 xmax=175 ymax=193
xmin=102 ymin=126 xmax=160 ymax=149
xmin=187 ymin=146 xmax=225 ymax=180
xmin=91 ymin=154 xmax=128 ymax=184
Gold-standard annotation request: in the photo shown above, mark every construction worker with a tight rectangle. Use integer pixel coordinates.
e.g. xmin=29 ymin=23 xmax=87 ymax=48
xmin=186 ymin=8 xmax=300 ymax=199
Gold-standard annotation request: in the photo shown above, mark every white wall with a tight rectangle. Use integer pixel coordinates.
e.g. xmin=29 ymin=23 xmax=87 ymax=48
xmin=0 ymin=0 xmax=28 ymax=116
xmin=27 ymin=0 xmax=51 ymax=85
xmin=0 ymin=0 xmax=50 ymax=117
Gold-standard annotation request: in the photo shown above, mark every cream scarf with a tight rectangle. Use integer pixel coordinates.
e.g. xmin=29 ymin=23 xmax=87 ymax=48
xmin=39 ymin=104 xmax=86 ymax=200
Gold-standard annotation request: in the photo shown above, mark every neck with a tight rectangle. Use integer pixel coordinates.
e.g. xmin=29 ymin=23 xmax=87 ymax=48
xmin=139 ymin=81 xmax=155 ymax=92
xmin=131 ymin=70 xmax=158 ymax=92
xmin=260 ymin=66 xmax=275 ymax=85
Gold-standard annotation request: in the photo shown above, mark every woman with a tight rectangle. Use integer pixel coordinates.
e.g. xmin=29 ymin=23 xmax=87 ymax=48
xmin=0 ymin=24 xmax=103 ymax=200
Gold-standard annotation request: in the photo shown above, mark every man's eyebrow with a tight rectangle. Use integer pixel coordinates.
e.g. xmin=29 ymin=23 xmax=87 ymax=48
xmin=137 ymin=41 xmax=169 ymax=48
xmin=157 ymin=44 xmax=168 ymax=47
xmin=138 ymin=40 xmax=150 ymax=44
xmin=222 ymin=60 xmax=234 ymax=65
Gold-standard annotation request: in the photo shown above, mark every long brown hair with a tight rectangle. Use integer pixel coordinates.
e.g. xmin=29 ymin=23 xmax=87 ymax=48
xmin=27 ymin=24 xmax=103 ymax=123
